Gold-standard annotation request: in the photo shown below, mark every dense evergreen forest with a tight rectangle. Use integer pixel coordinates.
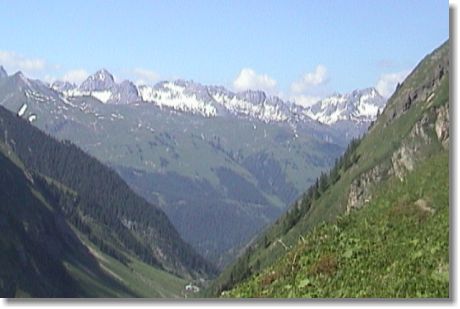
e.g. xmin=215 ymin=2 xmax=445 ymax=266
xmin=0 ymin=105 xmax=217 ymax=281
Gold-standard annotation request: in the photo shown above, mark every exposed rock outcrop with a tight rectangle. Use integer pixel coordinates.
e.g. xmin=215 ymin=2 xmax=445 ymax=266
xmin=382 ymin=46 xmax=449 ymax=128
xmin=435 ymin=104 xmax=449 ymax=149
xmin=391 ymin=145 xmax=416 ymax=181
xmin=347 ymin=103 xmax=449 ymax=213
xmin=346 ymin=163 xmax=388 ymax=213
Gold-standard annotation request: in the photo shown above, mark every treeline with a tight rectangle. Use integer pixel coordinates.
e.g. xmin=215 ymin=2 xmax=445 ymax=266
xmin=209 ymin=136 xmax=363 ymax=296
xmin=0 ymin=105 xmax=217 ymax=278
xmin=281 ymin=136 xmax=362 ymax=234
xmin=33 ymin=175 xmax=133 ymax=266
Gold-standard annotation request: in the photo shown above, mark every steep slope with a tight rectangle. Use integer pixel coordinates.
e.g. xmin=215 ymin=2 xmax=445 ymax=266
xmin=225 ymin=152 xmax=449 ymax=297
xmin=52 ymin=69 xmax=140 ymax=104
xmin=208 ymin=40 xmax=449 ymax=297
xmin=0 ymin=143 xmax=187 ymax=297
xmin=0 ymin=150 xmax=92 ymax=297
xmin=0 ymin=71 xmax=347 ymax=267
xmin=305 ymin=88 xmax=385 ymax=125
xmin=0 ymin=105 xmax=217 ymax=283
xmin=0 ymin=65 xmax=385 ymax=267
xmin=305 ymin=88 xmax=386 ymax=140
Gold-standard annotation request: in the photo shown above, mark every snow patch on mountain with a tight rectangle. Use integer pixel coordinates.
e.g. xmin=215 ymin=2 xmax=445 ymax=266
xmin=139 ymin=82 xmax=217 ymax=117
xmin=91 ymin=90 xmax=112 ymax=103
xmin=51 ymin=68 xmax=385 ymax=126
xmin=54 ymin=69 xmax=140 ymax=104
xmin=304 ymin=88 xmax=385 ymax=125
xmin=210 ymin=90 xmax=290 ymax=123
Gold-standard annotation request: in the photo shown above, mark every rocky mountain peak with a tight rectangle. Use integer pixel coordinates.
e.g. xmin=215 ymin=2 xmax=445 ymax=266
xmin=0 ymin=65 xmax=7 ymax=79
xmin=236 ymin=90 xmax=267 ymax=105
xmin=80 ymin=69 xmax=116 ymax=92
xmin=51 ymin=80 xmax=77 ymax=92
xmin=11 ymin=71 xmax=31 ymax=87
xmin=305 ymin=88 xmax=386 ymax=125
xmin=18 ymin=66 xmax=385 ymax=128
xmin=94 ymin=68 xmax=114 ymax=82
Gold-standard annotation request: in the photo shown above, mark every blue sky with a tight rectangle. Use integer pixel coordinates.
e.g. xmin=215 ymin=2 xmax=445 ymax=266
xmin=0 ymin=0 xmax=448 ymax=104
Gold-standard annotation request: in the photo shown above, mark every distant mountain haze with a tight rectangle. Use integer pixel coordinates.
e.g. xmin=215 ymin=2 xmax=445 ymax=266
xmin=0 ymin=67 xmax=386 ymax=267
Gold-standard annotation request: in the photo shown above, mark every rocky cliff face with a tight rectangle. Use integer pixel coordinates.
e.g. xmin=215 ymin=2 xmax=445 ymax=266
xmin=347 ymin=100 xmax=449 ymax=213
xmin=383 ymin=47 xmax=448 ymax=128
xmin=435 ymin=104 xmax=449 ymax=149
xmin=346 ymin=42 xmax=449 ymax=213
xmin=347 ymin=163 xmax=389 ymax=212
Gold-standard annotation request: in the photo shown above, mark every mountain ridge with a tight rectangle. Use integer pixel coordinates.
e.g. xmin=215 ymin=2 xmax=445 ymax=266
xmin=45 ymin=68 xmax=386 ymax=126
xmin=0 ymin=65 xmax=386 ymax=267
xmin=206 ymin=39 xmax=449 ymax=298
xmin=0 ymin=104 xmax=217 ymax=281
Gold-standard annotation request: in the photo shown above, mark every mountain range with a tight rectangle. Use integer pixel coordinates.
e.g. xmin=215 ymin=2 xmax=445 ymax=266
xmin=0 ymin=37 xmax=449 ymax=299
xmin=49 ymin=69 xmax=385 ymax=127
xmin=0 ymin=102 xmax=218 ymax=297
xmin=208 ymin=40 xmax=449 ymax=298
xmin=0 ymin=65 xmax=385 ymax=267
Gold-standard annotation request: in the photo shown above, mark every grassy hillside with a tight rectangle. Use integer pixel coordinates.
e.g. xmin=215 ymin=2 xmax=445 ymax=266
xmin=64 ymin=231 xmax=187 ymax=298
xmin=0 ymin=72 xmax=343 ymax=266
xmin=225 ymin=151 xmax=449 ymax=298
xmin=207 ymin=40 xmax=449 ymax=298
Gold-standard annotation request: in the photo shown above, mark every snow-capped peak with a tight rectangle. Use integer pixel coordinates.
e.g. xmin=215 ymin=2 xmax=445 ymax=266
xmin=137 ymin=79 xmax=296 ymax=122
xmin=51 ymin=69 xmax=385 ymax=125
xmin=80 ymin=69 xmax=116 ymax=92
xmin=53 ymin=69 xmax=140 ymax=104
xmin=95 ymin=68 xmax=114 ymax=81
xmin=304 ymin=87 xmax=385 ymax=125
xmin=139 ymin=80 xmax=217 ymax=117
xmin=208 ymin=87 xmax=291 ymax=123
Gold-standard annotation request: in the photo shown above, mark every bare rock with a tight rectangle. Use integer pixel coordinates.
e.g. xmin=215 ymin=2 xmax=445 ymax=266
xmin=435 ymin=104 xmax=449 ymax=149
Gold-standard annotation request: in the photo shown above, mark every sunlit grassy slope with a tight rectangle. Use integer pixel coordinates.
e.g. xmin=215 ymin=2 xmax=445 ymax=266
xmin=206 ymin=40 xmax=449 ymax=298
xmin=225 ymin=151 xmax=449 ymax=298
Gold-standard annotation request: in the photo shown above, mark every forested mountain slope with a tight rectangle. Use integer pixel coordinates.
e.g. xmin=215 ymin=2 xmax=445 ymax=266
xmin=0 ymin=104 xmax=216 ymax=297
xmin=0 ymin=147 xmax=189 ymax=297
xmin=207 ymin=40 xmax=450 ymax=298
xmin=0 ymin=68 xmax=378 ymax=266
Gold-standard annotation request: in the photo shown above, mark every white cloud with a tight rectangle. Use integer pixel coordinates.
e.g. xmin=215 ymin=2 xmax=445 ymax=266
xmin=290 ymin=94 xmax=321 ymax=108
xmin=0 ymin=50 xmax=46 ymax=73
xmin=233 ymin=68 xmax=277 ymax=94
xmin=287 ymin=65 xmax=329 ymax=107
xmin=43 ymin=74 xmax=57 ymax=84
xmin=61 ymin=69 xmax=89 ymax=84
xmin=290 ymin=65 xmax=328 ymax=94
xmin=132 ymin=68 xmax=159 ymax=85
xmin=375 ymin=70 xmax=410 ymax=98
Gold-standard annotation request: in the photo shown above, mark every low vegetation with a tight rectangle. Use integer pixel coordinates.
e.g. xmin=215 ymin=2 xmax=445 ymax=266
xmin=224 ymin=152 xmax=448 ymax=298
xmin=206 ymin=40 xmax=449 ymax=298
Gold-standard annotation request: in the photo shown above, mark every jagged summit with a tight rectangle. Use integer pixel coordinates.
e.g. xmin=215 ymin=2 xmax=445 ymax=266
xmin=80 ymin=69 xmax=116 ymax=92
xmin=52 ymin=69 xmax=140 ymax=104
xmin=51 ymin=80 xmax=77 ymax=92
xmin=0 ymin=65 xmax=7 ymax=79
xmin=22 ymin=67 xmax=386 ymax=127
xmin=305 ymin=87 xmax=386 ymax=125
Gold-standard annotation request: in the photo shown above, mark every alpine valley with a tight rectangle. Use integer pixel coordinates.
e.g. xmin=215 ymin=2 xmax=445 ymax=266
xmin=0 ymin=37 xmax=449 ymax=299
xmin=0 ymin=66 xmax=385 ymax=267
xmin=207 ymin=40 xmax=449 ymax=298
